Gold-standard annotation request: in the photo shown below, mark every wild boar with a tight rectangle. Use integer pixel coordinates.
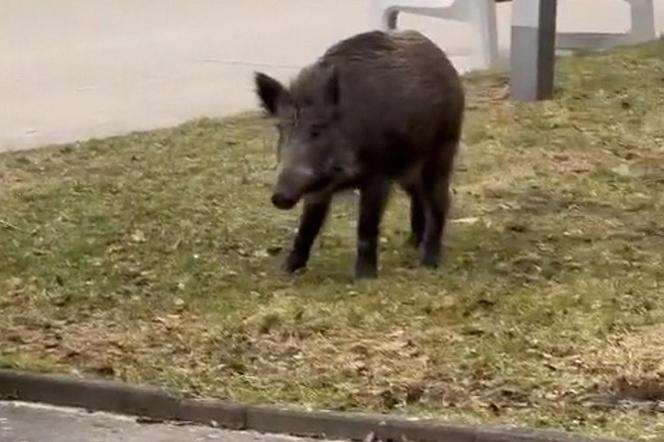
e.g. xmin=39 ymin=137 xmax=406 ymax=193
xmin=254 ymin=29 xmax=465 ymax=279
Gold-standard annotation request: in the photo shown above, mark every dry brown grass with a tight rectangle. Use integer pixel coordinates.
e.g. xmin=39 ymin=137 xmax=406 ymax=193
xmin=1 ymin=40 xmax=664 ymax=440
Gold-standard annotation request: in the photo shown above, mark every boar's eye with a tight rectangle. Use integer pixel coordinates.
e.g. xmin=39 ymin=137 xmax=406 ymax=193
xmin=309 ymin=124 xmax=323 ymax=139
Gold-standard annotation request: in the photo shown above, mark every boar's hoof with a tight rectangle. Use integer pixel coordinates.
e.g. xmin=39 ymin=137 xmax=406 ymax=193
xmin=407 ymin=233 xmax=422 ymax=249
xmin=421 ymin=252 xmax=440 ymax=269
xmin=354 ymin=263 xmax=378 ymax=280
xmin=283 ymin=252 xmax=307 ymax=274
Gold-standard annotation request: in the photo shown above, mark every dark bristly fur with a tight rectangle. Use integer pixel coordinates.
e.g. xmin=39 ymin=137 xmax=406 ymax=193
xmin=254 ymin=30 xmax=465 ymax=279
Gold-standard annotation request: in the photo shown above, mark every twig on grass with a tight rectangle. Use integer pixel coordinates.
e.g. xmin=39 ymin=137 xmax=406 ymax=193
xmin=0 ymin=219 xmax=25 ymax=232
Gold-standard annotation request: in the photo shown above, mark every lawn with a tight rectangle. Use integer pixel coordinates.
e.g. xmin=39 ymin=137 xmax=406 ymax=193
xmin=1 ymin=41 xmax=664 ymax=440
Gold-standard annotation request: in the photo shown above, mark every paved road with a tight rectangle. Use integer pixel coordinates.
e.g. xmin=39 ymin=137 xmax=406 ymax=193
xmin=1 ymin=0 xmax=662 ymax=151
xmin=0 ymin=401 xmax=344 ymax=442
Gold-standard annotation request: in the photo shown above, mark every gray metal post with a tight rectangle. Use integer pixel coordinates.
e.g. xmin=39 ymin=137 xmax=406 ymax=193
xmin=510 ymin=0 xmax=558 ymax=101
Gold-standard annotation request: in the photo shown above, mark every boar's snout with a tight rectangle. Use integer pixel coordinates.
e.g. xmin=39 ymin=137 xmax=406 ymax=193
xmin=271 ymin=192 xmax=298 ymax=210
xmin=271 ymin=164 xmax=318 ymax=210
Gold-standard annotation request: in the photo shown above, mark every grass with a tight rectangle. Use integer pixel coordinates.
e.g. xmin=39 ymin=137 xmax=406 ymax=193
xmin=2 ymin=40 xmax=664 ymax=440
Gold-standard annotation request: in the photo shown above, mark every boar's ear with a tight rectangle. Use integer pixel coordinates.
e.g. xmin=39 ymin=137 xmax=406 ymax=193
xmin=254 ymin=72 xmax=289 ymax=115
xmin=322 ymin=64 xmax=340 ymax=106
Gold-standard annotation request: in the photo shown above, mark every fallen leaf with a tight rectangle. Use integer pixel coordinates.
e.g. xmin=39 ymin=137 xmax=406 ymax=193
xmin=173 ymin=298 xmax=186 ymax=310
xmin=452 ymin=217 xmax=480 ymax=225
xmin=131 ymin=230 xmax=146 ymax=243
xmin=611 ymin=164 xmax=631 ymax=177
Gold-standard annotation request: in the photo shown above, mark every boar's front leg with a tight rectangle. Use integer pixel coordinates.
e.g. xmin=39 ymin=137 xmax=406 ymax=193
xmin=355 ymin=178 xmax=391 ymax=279
xmin=283 ymin=196 xmax=331 ymax=273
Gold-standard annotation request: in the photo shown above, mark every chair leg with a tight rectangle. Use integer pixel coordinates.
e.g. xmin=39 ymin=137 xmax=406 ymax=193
xmin=467 ymin=0 xmax=499 ymax=69
xmin=384 ymin=7 xmax=399 ymax=29
xmin=372 ymin=0 xmax=467 ymax=31
xmin=369 ymin=0 xmax=398 ymax=30
xmin=627 ymin=0 xmax=657 ymax=43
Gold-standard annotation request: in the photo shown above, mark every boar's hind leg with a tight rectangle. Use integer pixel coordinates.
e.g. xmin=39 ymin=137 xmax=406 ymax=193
xmin=420 ymin=155 xmax=454 ymax=269
xmin=404 ymin=186 xmax=425 ymax=249
xmin=355 ymin=178 xmax=392 ymax=279
xmin=283 ymin=196 xmax=331 ymax=273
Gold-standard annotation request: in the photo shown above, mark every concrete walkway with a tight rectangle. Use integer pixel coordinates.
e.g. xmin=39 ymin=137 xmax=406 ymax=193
xmin=0 ymin=401 xmax=344 ymax=442
xmin=1 ymin=0 xmax=662 ymax=151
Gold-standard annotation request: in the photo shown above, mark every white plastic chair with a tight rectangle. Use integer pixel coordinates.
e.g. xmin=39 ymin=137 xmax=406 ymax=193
xmin=557 ymin=0 xmax=657 ymax=51
xmin=369 ymin=0 xmax=499 ymax=70
xmin=370 ymin=0 xmax=657 ymax=70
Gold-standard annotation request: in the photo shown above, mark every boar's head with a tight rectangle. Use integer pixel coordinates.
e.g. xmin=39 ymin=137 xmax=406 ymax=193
xmin=254 ymin=64 xmax=358 ymax=210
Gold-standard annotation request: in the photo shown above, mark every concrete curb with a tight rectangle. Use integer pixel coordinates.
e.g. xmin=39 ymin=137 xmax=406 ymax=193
xmin=0 ymin=369 xmax=626 ymax=442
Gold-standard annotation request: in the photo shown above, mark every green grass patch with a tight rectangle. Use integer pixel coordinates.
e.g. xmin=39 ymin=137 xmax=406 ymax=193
xmin=2 ymin=41 xmax=664 ymax=440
